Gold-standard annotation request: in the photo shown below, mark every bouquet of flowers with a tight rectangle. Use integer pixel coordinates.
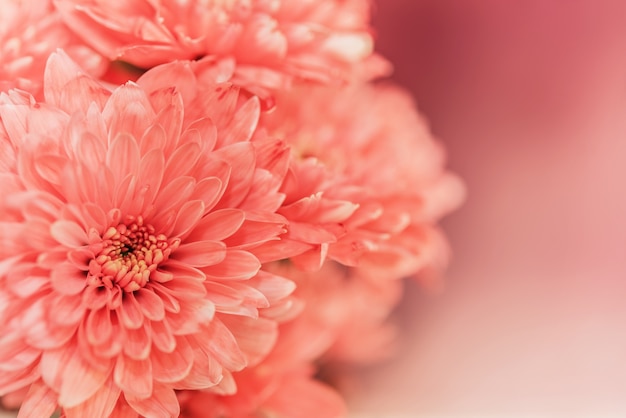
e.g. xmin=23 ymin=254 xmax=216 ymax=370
xmin=0 ymin=1 xmax=463 ymax=417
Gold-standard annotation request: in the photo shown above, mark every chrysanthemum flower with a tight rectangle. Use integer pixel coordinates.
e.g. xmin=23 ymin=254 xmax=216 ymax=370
xmin=259 ymin=83 xmax=465 ymax=280
xmin=0 ymin=51 xmax=297 ymax=417
xmin=177 ymin=258 xmax=405 ymax=418
xmin=53 ymin=0 xmax=379 ymax=94
xmin=177 ymin=261 xmax=396 ymax=418
xmin=0 ymin=0 xmax=106 ymax=97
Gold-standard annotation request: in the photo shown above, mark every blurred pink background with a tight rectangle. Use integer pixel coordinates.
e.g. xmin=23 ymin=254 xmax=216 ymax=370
xmin=350 ymin=1 xmax=626 ymax=417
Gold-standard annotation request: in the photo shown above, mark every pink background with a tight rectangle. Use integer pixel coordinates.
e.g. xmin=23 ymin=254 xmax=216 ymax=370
xmin=350 ymin=1 xmax=626 ymax=417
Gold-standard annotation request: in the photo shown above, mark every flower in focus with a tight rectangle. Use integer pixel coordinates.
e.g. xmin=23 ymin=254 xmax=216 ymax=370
xmin=53 ymin=0 xmax=382 ymax=94
xmin=259 ymin=83 xmax=465 ymax=281
xmin=0 ymin=51 xmax=297 ymax=417
xmin=0 ymin=0 xmax=106 ymax=97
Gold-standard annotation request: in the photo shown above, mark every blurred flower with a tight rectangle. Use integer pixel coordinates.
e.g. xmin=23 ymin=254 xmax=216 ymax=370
xmin=0 ymin=51 xmax=297 ymax=417
xmin=258 ymin=83 xmax=465 ymax=281
xmin=0 ymin=0 xmax=106 ymax=97
xmin=54 ymin=0 xmax=381 ymax=94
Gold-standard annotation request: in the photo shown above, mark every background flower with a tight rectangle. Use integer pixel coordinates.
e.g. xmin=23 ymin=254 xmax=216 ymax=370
xmin=54 ymin=0 xmax=384 ymax=94
xmin=349 ymin=1 xmax=626 ymax=416
xmin=0 ymin=0 xmax=106 ymax=98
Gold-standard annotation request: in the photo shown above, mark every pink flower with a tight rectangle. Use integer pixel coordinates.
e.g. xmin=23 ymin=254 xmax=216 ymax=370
xmin=0 ymin=51 xmax=297 ymax=417
xmin=53 ymin=0 xmax=379 ymax=93
xmin=0 ymin=0 xmax=106 ymax=98
xmin=177 ymin=258 xmax=403 ymax=417
xmin=259 ymin=83 xmax=465 ymax=280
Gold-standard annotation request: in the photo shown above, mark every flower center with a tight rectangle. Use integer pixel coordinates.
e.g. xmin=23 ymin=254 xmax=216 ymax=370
xmin=87 ymin=216 xmax=178 ymax=292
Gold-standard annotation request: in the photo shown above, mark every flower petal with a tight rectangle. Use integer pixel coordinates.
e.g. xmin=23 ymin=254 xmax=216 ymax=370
xmin=114 ymin=356 xmax=153 ymax=400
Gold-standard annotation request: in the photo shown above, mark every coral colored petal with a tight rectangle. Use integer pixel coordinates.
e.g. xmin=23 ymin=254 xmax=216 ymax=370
xmin=203 ymin=250 xmax=261 ymax=281
xmin=117 ymin=292 xmax=144 ymax=329
xmin=223 ymin=216 xmax=287 ymax=249
xmin=82 ymin=285 xmax=111 ymax=310
xmin=63 ymin=377 xmax=121 ymax=418
xmin=50 ymin=263 xmax=87 ymax=295
xmin=134 ymin=288 xmax=165 ymax=321
xmin=263 ymin=375 xmax=347 ymax=418
xmin=247 ymin=270 xmax=296 ymax=303
xmin=151 ymin=337 xmax=193 ymax=383
xmin=106 ymin=132 xmax=140 ymax=182
xmin=221 ymin=315 xmax=277 ymax=367
xmin=49 ymin=293 xmax=86 ymax=326
xmin=190 ymin=176 xmax=225 ymax=213
xmin=203 ymin=319 xmax=247 ymax=372
xmin=58 ymin=351 xmax=111 ymax=408
xmin=114 ymin=356 xmax=153 ymax=400
xmin=169 ymin=199 xmax=205 ymax=238
xmin=163 ymin=141 xmax=201 ymax=184
xmin=50 ymin=220 xmax=88 ymax=247
xmin=186 ymin=208 xmax=245 ymax=242
xmin=85 ymin=308 xmax=112 ymax=346
xmin=123 ymin=324 xmax=152 ymax=360
xmin=150 ymin=319 xmax=176 ymax=353
xmin=212 ymin=143 xmax=255 ymax=209
xmin=16 ymin=381 xmax=57 ymax=418
xmin=125 ymin=383 xmax=179 ymax=418
xmin=173 ymin=240 xmax=226 ymax=267
xmin=219 ymin=96 xmax=260 ymax=147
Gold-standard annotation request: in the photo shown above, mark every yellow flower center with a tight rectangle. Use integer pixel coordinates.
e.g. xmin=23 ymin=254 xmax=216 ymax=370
xmin=87 ymin=216 xmax=178 ymax=292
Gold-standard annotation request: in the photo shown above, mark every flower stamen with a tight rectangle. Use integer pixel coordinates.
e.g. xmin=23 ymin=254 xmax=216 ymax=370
xmin=87 ymin=216 xmax=178 ymax=292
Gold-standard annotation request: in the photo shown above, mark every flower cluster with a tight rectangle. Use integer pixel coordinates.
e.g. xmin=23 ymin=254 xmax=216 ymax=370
xmin=0 ymin=1 xmax=463 ymax=417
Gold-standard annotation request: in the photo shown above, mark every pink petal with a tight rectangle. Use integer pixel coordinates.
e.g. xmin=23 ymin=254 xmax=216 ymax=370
xmin=221 ymin=315 xmax=277 ymax=367
xmin=182 ymin=117 xmax=217 ymax=153
xmin=212 ymin=143 xmax=255 ymax=209
xmin=223 ymin=212 xmax=286 ymax=249
xmin=134 ymin=288 xmax=165 ymax=321
xmin=123 ymin=324 xmax=152 ymax=360
xmin=185 ymin=208 xmax=245 ymax=243
xmin=218 ymin=96 xmax=260 ymax=147
xmin=150 ymin=319 xmax=176 ymax=353
xmin=136 ymin=148 xmax=165 ymax=210
xmin=246 ymin=270 xmax=296 ymax=303
xmin=23 ymin=299 xmax=78 ymax=350
xmin=50 ymin=220 xmax=88 ymax=248
xmin=168 ymin=200 xmax=205 ymax=238
xmin=263 ymin=373 xmax=347 ymax=418
xmin=16 ymin=381 xmax=57 ymax=418
xmin=203 ymin=250 xmax=261 ymax=281
xmin=151 ymin=337 xmax=193 ymax=383
xmin=148 ymin=283 xmax=180 ymax=314
xmin=63 ymin=377 xmax=121 ymax=418
xmin=102 ymin=84 xmax=154 ymax=140
xmin=0 ymin=334 xmax=39 ymax=372
xmin=162 ymin=141 xmax=201 ymax=184
xmin=58 ymin=351 xmax=111 ymax=408
xmin=173 ymin=240 xmax=226 ymax=267
xmin=49 ymin=293 xmax=86 ymax=326
xmin=152 ymin=176 xmax=196 ymax=220
xmin=116 ymin=292 xmax=144 ymax=329
xmin=33 ymin=154 xmax=66 ymax=186
xmin=159 ymin=260 xmax=206 ymax=282
xmin=82 ymin=285 xmax=112 ymax=310
xmin=114 ymin=356 xmax=153 ymax=400
xmin=106 ymin=132 xmax=140 ymax=183
xmin=0 ymin=363 xmax=39 ymax=396
xmin=125 ymin=383 xmax=179 ymax=418
xmin=190 ymin=176 xmax=225 ymax=213
xmin=85 ymin=308 xmax=112 ymax=346
xmin=202 ymin=319 xmax=246 ymax=372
